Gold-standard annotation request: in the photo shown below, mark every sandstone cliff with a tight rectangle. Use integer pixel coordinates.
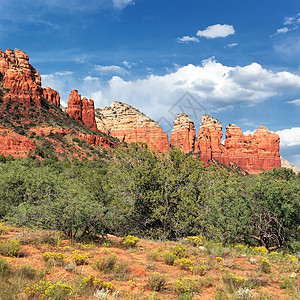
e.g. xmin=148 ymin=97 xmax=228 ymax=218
xmin=280 ymin=156 xmax=299 ymax=174
xmin=194 ymin=115 xmax=230 ymax=166
xmin=67 ymin=89 xmax=98 ymax=131
xmin=170 ymin=113 xmax=195 ymax=153
xmin=0 ymin=48 xmax=60 ymax=108
xmin=95 ymin=101 xmax=170 ymax=152
xmin=225 ymin=125 xmax=281 ymax=173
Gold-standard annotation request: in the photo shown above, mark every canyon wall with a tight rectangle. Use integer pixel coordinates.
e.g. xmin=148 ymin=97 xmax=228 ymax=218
xmin=95 ymin=101 xmax=170 ymax=152
xmin=0 ymin=48 xmax=60 ymax=107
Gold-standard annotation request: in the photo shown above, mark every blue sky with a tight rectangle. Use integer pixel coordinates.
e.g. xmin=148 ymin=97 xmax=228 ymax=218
xmin=0 ymin=0 xmax=300 ymax=167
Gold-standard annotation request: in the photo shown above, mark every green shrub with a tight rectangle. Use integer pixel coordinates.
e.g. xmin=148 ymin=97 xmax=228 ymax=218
xmin=0 ymin=239 xmax=22 ymax=257
xmin=17 ymin=265 xmax=44 ymax=279
xmin=25 ymin=280 xmax=75 ymax=299
xmin=260 ymin=258 xmax=271 ymax=273
xmin=170 ymin=244 xmax=187 ymax=258
xmin=72 ymin=251 xmax=88 ymax=265
xmin=147 ymin=272 xmax=167 ymax=291
xmin=42 ymin=252 xmax=66 ymax=266
xmin=184 ymin=236 xmax=206 ymax=247
xmin=0 ymin=257 xmax=11 ymax=276
xmin=191 ymin=264 xmax=206 ymax=276
xmin=222 ymin=272 xmax=247 ymax=292
xmin=174 ymin=258 xmax=193 ymax=270
xmin=162 ymin=251 xmax=176 ymax=265
xmin=122 ymin=235 xmax=140 ymax=248
xmin=94 ymin=254 xmax=117 ymax=272
xmin=174 ymin=277 xmax=199 ymax=295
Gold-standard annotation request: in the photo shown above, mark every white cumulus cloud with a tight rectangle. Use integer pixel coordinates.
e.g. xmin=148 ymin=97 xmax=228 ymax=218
xmin=197 ymin=24 xmax=235 ymax=39
xmin=112 ymin=0 xmax=134 ymax=9
xmin=287 ymin=99 xmax=300 ymax=106
xmin=87 ymin=58 xmax=300 ymax=121
xmin=276 ymin=127 xmax=300 ymax=147
xmin=177 ymin=36 xmax=200 ymax=43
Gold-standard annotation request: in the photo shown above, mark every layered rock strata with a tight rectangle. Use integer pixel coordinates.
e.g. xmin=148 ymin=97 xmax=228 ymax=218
xmin=170 ymin=113 xmax=195 ymax=153
xmin=0 ymin=48 xmax=60 ymax=107
xmin=95 ymin=101 xmax=170 ymax=152
xmin=0 ymin=127 xmax=36 ymax=158
xmin=225 ymin=125 xmax=281 ymax=173
xmin=67 ymin=89 xmax=98 ymax=131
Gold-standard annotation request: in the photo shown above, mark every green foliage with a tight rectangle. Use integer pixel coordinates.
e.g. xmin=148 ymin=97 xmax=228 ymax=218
xmin=191 ymin=264 xmax=206 ymax=276
xmin=0 ymin=239 xmax=22 ymax=257
xmin=94 ymin=254 xmax=117 ymax=272
xmin=72 ymin=250 xmax=88 ymax=265
xmin=147 ymin=272 xmax=167 ymax=291
xmin=162 ymin=251 xmax=176 ymax=265
xmin=0 ymin=257 xmax=11 ymax=276
xmin=260 ymin=258 xmax=271 ymax=273
xmin=122 ymin=235 xmax=140 ymax=248
xmin=173 ymin=277 xmax=199 ymax=295
xmin=174 ymin=258 xmax=193 ymax=270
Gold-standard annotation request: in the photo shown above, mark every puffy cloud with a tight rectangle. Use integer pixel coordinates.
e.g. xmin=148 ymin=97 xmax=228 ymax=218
xmin=177 ymin=36 xmax=200 ymax=43
xmin=276 ymin=127 xmax=300 ymax=147
xmin=88 ymin=58 xmax=300 ymax=121
xmin=287 ymin=99 xmax=300 ymax=106
xmin=112 ymin=0 xmax=134 ymax=9
xmin=276 ymin=27 xmax=290 ymax=34
xmin=197 ymin=24 xmax=235 ymax=39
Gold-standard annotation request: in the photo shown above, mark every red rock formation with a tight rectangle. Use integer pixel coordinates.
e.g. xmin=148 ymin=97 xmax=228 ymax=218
xmin=225 ymin=124 xmax=281 ymax=173
xmin=194 ymin=115 xmax=230 ymax=166
xmin=67 ymin=90 xmax=98 ymax=131
xmin=67 ymin=89 xmax=82 ymax=122
xmin=95 ymin=101 xmax=170 ymax=152
xmin=0 ymin=48 xmax=60 ymax=108
xmin=0 ymin=48 xmax=43 ymax=106
xmin=170 ymin=113 xmax=195 ymax=153
xmin=0 ymin=127 xmax=36 ymax=158
xmin=42 ymin=87 xmax=60 ymax=106
xmin=82 ymin=97 xmax=97 ymax=131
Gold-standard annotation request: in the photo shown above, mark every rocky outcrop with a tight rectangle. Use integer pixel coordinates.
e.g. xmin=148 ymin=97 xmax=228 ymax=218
xmin=225 ymin=125 xmax=281 ymax=173
xmin=170 ymin=113 xmax=195 ymax=153
xmin=280 ymin=157 xmax=299 ymax=174
xmin=0 ymin=127 xmax=36 ymax=158
xmin=194 ymin=115 xmax=230 ymax=165
xmin=82 ymin=97 xmax=97 ymax=130
xmin=169 ymin=114 xmax=281 ymax=173
xmin=0 ymin=48 xmax=60 ymax=108
xmin=42 ymin=87 xmax=60 ymax=106
xmin=95 ymin=101 xmax=170 ymax=152
xmin=67 ymin=89 xmax=98 ymax=131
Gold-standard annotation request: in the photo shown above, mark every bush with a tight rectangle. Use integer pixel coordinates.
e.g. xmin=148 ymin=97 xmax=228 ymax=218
xmin=174 ymin=277 xmax=199 ymax=295
xmin=162 ymin=251 xmax=176 ymax=265
xmin=94 ymin=254 xmax=117 ymax=272
xmin=122 ymin=235 xmax=140 ymax=248
xmin=25 ymin=280 xmax=75 ymax=299
xmin=191 ymin=264 xmax=206 ymax=276
xmin=72 ymin=251 xmax=88 ymax=265
xmin=147 ymin=272 xmax=166 ymax=291
xmin=81 ymin=275 xmax=115 ymax=291
xmin=42 ymin=252 xmax=66 ymax=266
xmin=17 ymin=265 xmax=44 ymax=279
xmin=170 ymin=244 xmax=187 ymax=258
xmin=0 ymin=257 xmax=11 ymax=276
xmin=184 ymin=236 xmax=206 ymax=247
xmin=174 ymin=258 xmax=193 ymax=270
xmin=0 ymin=239 xmax=22 ymax=257
xmin=260 ymin=258 xmax=271 ymax=273
xmin=222 ymin=272 xmax=247 ymax=292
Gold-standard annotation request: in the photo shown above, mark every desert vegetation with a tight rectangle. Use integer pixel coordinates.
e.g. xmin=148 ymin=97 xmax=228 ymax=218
xmin=0 ymin=143 xmax=299 ymax=299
